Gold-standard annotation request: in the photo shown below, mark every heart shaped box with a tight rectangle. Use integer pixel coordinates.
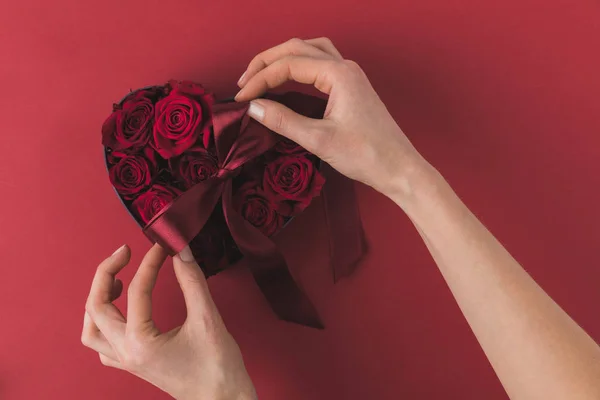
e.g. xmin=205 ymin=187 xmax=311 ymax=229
xmin=102 ymin=81 xmax=365 ymax=327
xmin=103 ymin=82 xmax=325 ymax=276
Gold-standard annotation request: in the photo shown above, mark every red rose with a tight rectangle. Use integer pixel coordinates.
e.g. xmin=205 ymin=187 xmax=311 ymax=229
xmin=273 ymin=138 xmax=307 ymax=154
xmin=234 ymin=183 xmax=284 ymax=237
xmin=109 ymin=152 xmax=156 ymax=199
xmin=152 ymin=81 xmax=214 ymax=159
xmin=169 ymin=147 xmax=218 ymax=189
xmin=102 ymin=89 xmax=158 ymax=152
xmin=131 ymin=185 xmax=181 ymax=225
xmin=263 ymin=155 xmax=325 ymax=214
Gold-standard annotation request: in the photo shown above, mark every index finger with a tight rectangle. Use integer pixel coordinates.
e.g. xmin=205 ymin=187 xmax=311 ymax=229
xmin=239 ymin=38 xmax=335 ymax=87
xmin=126 ymin=244 xmax=168 ymax=333
xmin=235 ymin=56 xmax=339 ymax=102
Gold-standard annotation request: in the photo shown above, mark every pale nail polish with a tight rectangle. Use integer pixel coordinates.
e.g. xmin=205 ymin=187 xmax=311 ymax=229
xmin=178 ymin=246 xmax=195 ymax=263
xmin=237 ymin=71 xmax=247 ymax=86
xmin=112 ymin=244 xmax=126 ymax=256
xmin=247 ymin=101 xmax=265 ymax=121
xmin=234 ymin=89 xmax=243 ymax=101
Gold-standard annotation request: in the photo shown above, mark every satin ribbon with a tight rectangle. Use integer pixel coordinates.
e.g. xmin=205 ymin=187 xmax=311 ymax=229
xmin=143 ymin=92 xmax=365 ymax=328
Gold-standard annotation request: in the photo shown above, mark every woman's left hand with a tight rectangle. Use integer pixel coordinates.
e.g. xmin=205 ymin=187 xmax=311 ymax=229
xmin=81 ymin=244 xmax=257 ymax=400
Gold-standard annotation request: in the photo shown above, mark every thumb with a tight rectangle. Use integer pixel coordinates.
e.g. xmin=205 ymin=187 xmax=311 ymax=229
xmin=173 ymin=246 xmax=215 ymax=317
xmin=247 ymin=98 xmax=326 ymax=153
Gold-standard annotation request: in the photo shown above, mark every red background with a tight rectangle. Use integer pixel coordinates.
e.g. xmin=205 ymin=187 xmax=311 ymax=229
xmin=1 ymin=1 xmax=599 ymax=399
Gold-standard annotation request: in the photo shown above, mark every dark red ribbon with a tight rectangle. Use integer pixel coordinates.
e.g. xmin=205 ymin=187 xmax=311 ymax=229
xmin=142 ymin=93 xmax=366 ymax=328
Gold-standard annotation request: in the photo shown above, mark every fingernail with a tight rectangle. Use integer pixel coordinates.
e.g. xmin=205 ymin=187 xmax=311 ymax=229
xmin=112 ymin=244 xmax=126 ymax=256
xmin=178 ymin=246 xmax=195 ymax=263
xmin=247 ymin=101 xmax=265 ymax=121
xmin=237 ymin=71 xmax=247 ymax=86
xmin=234 ymin=87 xmax=245 ymax=101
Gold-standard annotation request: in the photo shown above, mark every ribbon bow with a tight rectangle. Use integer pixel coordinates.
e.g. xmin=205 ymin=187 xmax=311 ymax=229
xmin=143 ymin=93 xmax=365 ymax=328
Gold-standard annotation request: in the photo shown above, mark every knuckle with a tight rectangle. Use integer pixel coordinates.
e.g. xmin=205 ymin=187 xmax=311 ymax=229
xmin=327 ymin=59 xmax=363 ymax=82
xmin=272 ymin=110 xmax=286 ymax=132
xmin=121 ymin=341 xmax=148 ymax=369
xmin=317 ymin=36 xmax=333 ymax=45
xmin=99 ymin=355 xmax=111 ymax=366
xmin=288 ymin=39 xmax=308 ymax=55
xmin=267 ymin=56 xmax=295 ymax=84
xmin=249 ymin=54 xmax=266 ymax=69
xmin=85 ymin=301 xmax=100 ymax=317
xmin=127 ymin=330 xmax=147 ymax=346
xmin=80 ymin=332 xmax=92 ymax=347
xmin=341 ymin=59 xmax=363 ymax=74
xmin=287 ymin=37 xmax=304 ymax=47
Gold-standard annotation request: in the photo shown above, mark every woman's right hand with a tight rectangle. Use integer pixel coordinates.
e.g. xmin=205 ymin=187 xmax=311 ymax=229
xmin=235 ymin=37 xmax=425 ymax=198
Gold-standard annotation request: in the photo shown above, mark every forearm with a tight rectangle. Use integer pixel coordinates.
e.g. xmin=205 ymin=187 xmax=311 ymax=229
xmin=386 ymin=156 xmax=600 ymax=399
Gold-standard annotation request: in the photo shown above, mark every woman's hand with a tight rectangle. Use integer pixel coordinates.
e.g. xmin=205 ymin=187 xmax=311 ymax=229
xmin=235 ymin=37 xmax=425 ymax=197
xmin=81 ymin=245 xmax=257 ymax=400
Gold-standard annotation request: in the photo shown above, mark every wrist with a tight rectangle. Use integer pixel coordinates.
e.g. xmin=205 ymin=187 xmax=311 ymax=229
xmin=227 ymin=386 xmax=257 ymax=400
xmin=178 ymin=387 xmax=256 ymax=400
xmin=175 ymin=378 xmax=257 ymax=400
xmin=381 ymin=153 xmax=444 ymax=212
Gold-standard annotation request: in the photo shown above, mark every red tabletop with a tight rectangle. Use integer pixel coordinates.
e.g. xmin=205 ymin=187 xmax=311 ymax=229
xmin=1 ymin=1 xmax=599 ymax=399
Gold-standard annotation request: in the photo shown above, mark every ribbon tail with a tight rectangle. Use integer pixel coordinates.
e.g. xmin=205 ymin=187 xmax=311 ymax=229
xmin=222 ymin=181 xmax=323 ymax=329
xmin=250 ymin=260 xmax=324 ymax=329
xmin=322 ymin=162 xmax=367 ymax=282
